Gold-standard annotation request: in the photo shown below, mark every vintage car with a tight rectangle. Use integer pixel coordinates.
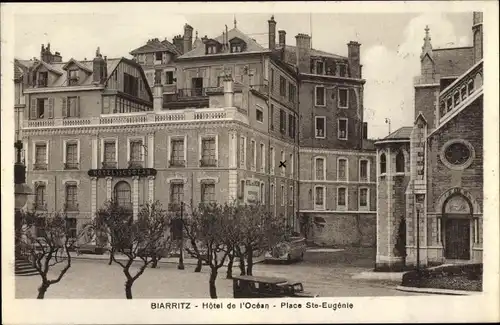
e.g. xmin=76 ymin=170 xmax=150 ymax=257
xmin=264 ymin=236 xmax=307 ymax=263
xmin=233 ymin=275 xmax=318 ymax=298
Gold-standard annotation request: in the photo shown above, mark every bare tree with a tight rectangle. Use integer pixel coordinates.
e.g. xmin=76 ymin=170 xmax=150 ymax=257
xmin=183 ymin=202 xmax=235 ymax=298
xmin=16 ymin=210 xmax=85 ymax=299
xmin=90 ymin=201 xmax=173 ymax=299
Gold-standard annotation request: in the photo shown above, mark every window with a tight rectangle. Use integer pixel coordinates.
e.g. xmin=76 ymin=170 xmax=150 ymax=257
xmin=339 ymin=64 xmax=347 ymax=77
xmin=280 ymin=151 xmax=285 ymax=176
xmin=288 ymin=83 xmax=296 ymax=103
xmin=155 ymin=52 xmax=162 ymax=61
xmin=239 ymin=136 xmax=246 ymax=168
xmin=170 ymin=183 xmax=184 ymax=210
xmin=206 ymin=45 xmax=217 ymax=54
xmin=359 ymin=159 xmax=369 ymax=181
xmin=453 ymin=91 xmax=460 ymax=106
xmin=36 ymin=98 xmax=47 ymax=119
xmin=250 ymin=140 xmax=256 ymax=170
xmin=231 ymin=44 xmax=242 ymax=53
xmin=467 ymin=79 xmax=474 ymax=95
xmin=338 ymin=89 xmax=348 ymax=108
xmin=123 ymin=73 xmax=139 ymax=97
xmin=166 ymin=71 xmax=174 ymax=84
xmin=239 ymin=180 xmax=245 ymax=199
xmin=315 ymin=117 xmax=325 ymax=138
xmin=270 ymin=69 xmax=274 ymax=92
xmin=35 ymin=217 xmax=46 ymax=238
xmin=256 ymin=106 xmax=263 ymax=122
xmin=270 ymin=147 xmax=275 ymax=174
xmin=38 ymin=72 xmax=48 ymax=87
xmin=337 ymin=187 xmax=347 ymax=207
xmin=316 ymin=61 xmax=324 ymax=75
xmin=65 ymin=142 xmax=79 ymax=169
xmin=35 ymin=183 xmax=46 ymax=210
xmin=279 ymin=109 xmax=286 ymax=134
xmin=129 ymin=139 xmax=143 ymax=167
xmin=289 ymin=153 xmax=293 ymax=177
xmin=201 ymin=137 xmax=216 ymax=167
xmin=396 ymin=151 xmax=405 ymax=173
xmin=314 ymin=186 xmax=325 ymax=209
xmin=315 ymin=157 xmax=325 ymax=180
xmin=260 ymin=143 xmax=265 ymax=172
xmin=460 ymin=86 xmax=467 ymax=101
xmin=66 ymin=97 xmax=79 ymax=118
xmin=34 ymin=143 xmax=47 ymax=170
xmin=103 ymin=140 xmax=117 ymax=168
xmin=201 ymin=182 xmax=216 ymax=204
xmin=270 ymin=104 xmax=275 ymax=130
xmin=315 ymin=86 xmax=325 ymax=106
xmin=338 ymin=119 xmax=348 ymax=140
xmin=270 ymin=184 xmax=275 ymax=205
xmin=279 ymin=76 xmax=286 ymax=96
xmin=281 ymin=184 xmax=285 ymax=206
xmin=170 ymin=138 xmax=185 ymax=167
xmin=359 ymin=188 xmax=368 ymax=208
xmin=66 ymin=218 xmax=77 ymax=239
xmin=288 ymin=114 xmax=295 ymax=138
xmin=65 ymin=183 xmax=78 ymax=211
xmin=68 ymin=70 xmax=79 ymax=86
xmin=289 ymin=186 xmax=294 ymax=206
xmin=260 ymin=183 xmax=265 ymax=204
xmin=380 ymin=153 xmax=387 ymax=175
xmin=337 ymin=158 xmax=348 ymax=181
xmin=114 ymin=181 xmax=132 ymax=209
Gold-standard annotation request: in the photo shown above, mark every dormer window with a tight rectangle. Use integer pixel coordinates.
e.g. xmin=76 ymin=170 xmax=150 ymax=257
xmin=231 ymin=44 xmax=242 ymax=53
xmin=155 ymin=52 xmax=163 ymax=61
xmin=316 ymin=61 xmax=324 ymax=75
xmin=339 ymin=64 xmax=347 ymax=77
xmin=206 ymin=45 xmax=217 ymax=54
xmin=229 ymin=37 xmax=246 ymax=54
xmin=38 ymin=72 xmax=48 ymax=87
xmin=68 ymin=70 xmax=79 ymax=86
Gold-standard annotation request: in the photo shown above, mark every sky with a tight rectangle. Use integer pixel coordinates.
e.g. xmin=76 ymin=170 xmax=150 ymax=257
xmin=9 ymin=3 xmax=474 ymax=139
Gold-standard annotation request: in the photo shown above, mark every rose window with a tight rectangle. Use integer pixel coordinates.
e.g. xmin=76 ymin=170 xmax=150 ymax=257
xmin=444 ymin=142 xmax=471 ymax=165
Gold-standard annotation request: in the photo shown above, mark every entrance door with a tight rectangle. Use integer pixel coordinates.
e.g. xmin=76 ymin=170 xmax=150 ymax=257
xmin=191 ymin=77 xmax=203 ymax=96
xmin=444 ymin=218 xmax=470 ymax=260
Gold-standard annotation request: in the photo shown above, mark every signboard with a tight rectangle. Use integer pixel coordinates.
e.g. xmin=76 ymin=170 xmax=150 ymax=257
xmin=244 ymin=179 xmax=261 ymax=205
xmin=87 ymin=168 xmax=157 ymax=178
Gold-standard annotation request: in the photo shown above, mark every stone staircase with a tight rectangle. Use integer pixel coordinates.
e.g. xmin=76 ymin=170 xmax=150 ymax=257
xmin=15 ymin=257 xmax=39 ymax=276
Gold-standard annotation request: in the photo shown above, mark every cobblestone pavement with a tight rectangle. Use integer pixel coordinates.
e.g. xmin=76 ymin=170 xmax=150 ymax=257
xmin=15 ymin=249 xmax=421 ymax=299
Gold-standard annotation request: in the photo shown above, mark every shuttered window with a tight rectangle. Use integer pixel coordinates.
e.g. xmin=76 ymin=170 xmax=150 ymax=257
xmin=65 ymin=183 xmax=78 ymax=211
xmin=62 ymin=97 xmax=80 ymax=118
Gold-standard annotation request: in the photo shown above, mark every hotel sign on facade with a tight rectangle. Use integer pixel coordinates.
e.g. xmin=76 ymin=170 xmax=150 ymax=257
xmin=244 ymin=179 xmax=261 ymax=205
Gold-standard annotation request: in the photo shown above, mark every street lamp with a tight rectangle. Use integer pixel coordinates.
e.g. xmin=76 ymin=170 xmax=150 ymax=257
xmin=177 ymin=202 xmax=185 ymax=270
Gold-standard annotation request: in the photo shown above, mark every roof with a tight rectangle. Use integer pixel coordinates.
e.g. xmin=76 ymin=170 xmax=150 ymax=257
xmin=232 ymin=275 xmax=288 ymax=284
xmin=280 ymin=44 xmax=347 ymax=60
xmin=432 ymin=46 xmax=474 ymax=78
xmin=383 ymin=126 xmax=413 ymax=140
xmin=178 ymin=27 xmax=267 ymax=59
xmin=130 ymin=38 xmax=181 ymax=56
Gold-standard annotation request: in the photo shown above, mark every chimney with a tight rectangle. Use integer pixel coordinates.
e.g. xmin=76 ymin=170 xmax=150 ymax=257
xmin=241 ymin=66 xmax=250 ymax=112
xmin=362 ymin=122 xmax=368 ymax=140
xmin=40 ymin=43 xmax=53 ymax=63
xmin=153 ymin=70 xmax=163 ymax=112
xmin=183 ymin=24 xmax=193 ymax=54
xmin=52 ymin=51 xmax=62 ymax=63
xmin=278 ymin=30 xmax=286 ymax=47
xmin=295 ymin=33 xmax=311 ymax=73
xmin=268 ymin=15 xmax=276 ymax=50
xmin=93 ymin=47 xmax=106 ymax=84
xmin=223 ymin=74 xmax=234 ymax=108
xmin=173 ymin=35 xmax=184 ymax=54
xmin=472 ymin=12 xmax=483 ymax=63
xmin=347 ymin=41 xmax=361 ymax=79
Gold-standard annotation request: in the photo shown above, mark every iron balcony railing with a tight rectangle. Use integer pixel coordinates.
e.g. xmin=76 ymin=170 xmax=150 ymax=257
xmin=64 ymin=162 xmax=79 ymax=170
xmin=102 ymin=161 xmax=117 ymax=169
xmin=199 ymin=158 xmax=217 ymax=167
xmin=164 ymin=87 xmax=223 ymax=102
xmin=168 ymin=159 xmax=186 ymax=167
xmin=33 ymin=162 xmax=48 ymax=170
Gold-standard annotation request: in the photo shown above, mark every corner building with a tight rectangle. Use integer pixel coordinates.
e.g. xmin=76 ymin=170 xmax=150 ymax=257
xmin=375 ymin=12 xmax=483 ymax=270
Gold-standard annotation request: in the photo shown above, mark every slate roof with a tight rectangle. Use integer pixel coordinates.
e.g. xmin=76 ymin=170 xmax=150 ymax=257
xmin=432 ymin=46 xmax=474 ymax=78
xmin=178 ymin=27 xmax=268 ymax=59
xmin=279 ymin=45 xmax=347 ymax=60
xmin=130 ymin=38 xmax=182 ymax=56
xmin=383 ymin=126 xmax=413 ymax=140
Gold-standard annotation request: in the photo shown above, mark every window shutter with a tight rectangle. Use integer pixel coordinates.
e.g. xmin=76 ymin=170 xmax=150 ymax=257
xmin=30 ymin=99 xmax=37 ymax=120
xmin=62 ymin=97 xmax=67 ymax=117
xmin=76 ymin=97 xmax=80 ymax=117
xmin=48 ymin=98 xmax=54 ymax=119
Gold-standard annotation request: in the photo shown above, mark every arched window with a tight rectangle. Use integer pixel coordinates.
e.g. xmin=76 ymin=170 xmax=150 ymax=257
xmin=396 ymin=151 xmax=405 ymax=173
xmin=114 ymin=181 xmax=131 ymax=209
xmin=380 ymin=153 xmax=387 ymax=175
xmin=35 ymin=183 xmax=46 ymax=210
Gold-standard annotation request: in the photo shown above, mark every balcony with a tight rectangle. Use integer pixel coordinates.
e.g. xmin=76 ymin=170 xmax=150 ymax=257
xmin=439 ymin=60 xmax=483 ymax=124
xmin=33 ymin=162 xmax=47 ymax=170
xmin=102 ymin=161 xmax=117 ymax=169
xmin=200 ymin=158 xmax=217 ymax=167
xmin=64 ymin=162 xmax=79 ymax=170
xmin=168 ymin=159 xmax=186 ymax=168
xmin=23 ymin=107 xmax=249 ymax=129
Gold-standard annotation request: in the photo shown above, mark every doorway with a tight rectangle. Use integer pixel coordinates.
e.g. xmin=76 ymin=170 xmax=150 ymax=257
xmin=191 ymin=77 xmax=203 ymax=96
xmin=444 ymin=217 xmax=470 ymax=260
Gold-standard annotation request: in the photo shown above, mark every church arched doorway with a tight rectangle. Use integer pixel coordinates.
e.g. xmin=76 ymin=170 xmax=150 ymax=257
xmin=442 ymin=194 xmax=472 ymax=260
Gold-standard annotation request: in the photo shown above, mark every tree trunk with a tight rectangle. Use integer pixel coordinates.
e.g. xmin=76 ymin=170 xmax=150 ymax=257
xmin=246 ymin=247 xmax=254 ymax=276
xmin=209 ymin=268 xmax=218 ymax=299
xmin=108 ymin=248 xmax=114 ymax=266
xmin=125 ymin=280 xmax=133 ymax=299
xmin=226 ymin=251 xmax=234 ymax=279
xmin=194 ymin=258 xmax=203 ymax=272
xmin=37 ymin=282 xmax=50 ymax=299
xmin=239 ymin=254 xmax=246 ymax=276
xmin=151 ymin=257 xmax=159 ymax=268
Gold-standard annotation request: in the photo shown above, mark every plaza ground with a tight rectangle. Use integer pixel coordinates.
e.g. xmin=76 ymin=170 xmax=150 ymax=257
xmin=15 ymin=248 xmax=422 ymax=298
